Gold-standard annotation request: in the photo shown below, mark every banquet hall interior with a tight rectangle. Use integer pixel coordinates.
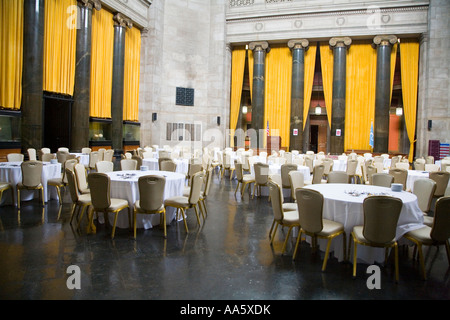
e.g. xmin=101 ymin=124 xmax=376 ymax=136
xmin=0 ymin=0 xmax=449 ymax=301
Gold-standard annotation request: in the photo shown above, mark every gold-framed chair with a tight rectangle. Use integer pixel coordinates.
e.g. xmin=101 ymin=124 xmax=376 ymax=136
xmin=288 ymin=170 xmax=304 ymax=203
xmin=120 ymin=159 xmax=138 ymax=171
xmin=87 ymin=172 xmax=131 ymax=239
xmin=403 ymin=196 xmax=450 ymax=280
xmin=371 ymin=173 xmax=394 ymax=187
xmin=96 ymin=160 xmax=114 ymax=173
xmin=134 ymin=175 xmax=166 ymax=239
xmin=48 ymin=158 xmax=78 ymax=204
xmin=0 ymin=182 xmax=14 ymax=205
xmin=388 ymin=168 xmax=408 ymax=191
xmin=429 ymin=171 xmax=450 ymax=198
xmin=41 ymin=153 xmax=56 ymax=162
xmin=160 ymin=159 xmax=177 ymax=172
xmin=234 ymin=161 xmax=255 ymax=199
xmin=327 ymin=171 xmax=350 ymax=184
xmin=281 ymin=163 xmax=298 ymax=193
xmin=350 ymin=195 xmax=403 ymax=282
xmin=7 ymin=153 xmax=24 ymax=162
xmin=74 ymin=163 xmax=90 ymax=194
xmin=412 ymin=178 xmax=436 ymax=227
xmin=221 ymin=152 xmax=235 ymax=180
xmin=346 ymin=159 xmax=358 ymax=183
xmin=252 ymin=162 xmax=269 ymax=199
xmin=27 ymin=148 xmax=37 ymax=161
xmin=293 ymin=188 xmax=346 ymax=271
xmin=65 ymin=168 xmax=92 ymax=229
xmin=304 ymin=164 xmax=325 ymax=185
xmin=17 ymin=161 xmax=44 ymax=209
xmin=198 ymin=167 xmax=213 ymax=218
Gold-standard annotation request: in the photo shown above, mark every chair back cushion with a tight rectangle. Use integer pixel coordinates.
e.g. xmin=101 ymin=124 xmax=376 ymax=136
xmin=268 ymin=180 xmax=284 ymax=221
xmin=254 ymin=163 xmax=269 ymax=185
xmin=413 ymin=178 xmax=436 ymax=212
xmin=429 ymin=172 xmax=450 ymax=197
xmin=234 ymin=161 xmax=243 ymax=181
xmin=362 ymin=196 xmax=403 ymax=244
xmin=188 ymin=171 xmax=204 ymax=204
xmin=87 ymin=173 xmax=111 ymax=210
xmin=21 ymin=161 xmax=43 ymax=187
xmin=388 ymin=168 xmax=408 ymax=190
xmin=289 ymin=171 xmax=304 ymax=201
xmin=120 ymin=159 xmax=137 ymax=171
xmin=281 ymin=164 xmax=297 ymax=188
xmin=203 ymin=168 xmax=213 ymax=197
xmin=96 ymin=161 xmax=114 ymax=173
xmin=160 ymin=159 xmax=177 ymax=172
xmin=430 ymin=196 xmax=450 ymax=242
xmin=312 ymin=164 xmax=325 ymax=184
xmin=74 ymin=163 xmax=89 ymax=191
xmin=327 ymin=171 xmax=349 ymax=184
xmin=63 ymin=159 xmax=79 ymax=184
xmin=296 ymin=188 xmax=324 ymax=233
xmin=138 ymin=175 xmax=166 ymax=211
xmin=371 ymin=173 xmax=393 ymax=187
xmin=65 ymin=168 xmax=79 ymax=202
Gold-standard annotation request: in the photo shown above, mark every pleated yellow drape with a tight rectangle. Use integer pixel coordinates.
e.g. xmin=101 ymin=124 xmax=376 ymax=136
xmin=43 ymin=0 xmax=77 ymax=96
xmin=248 ymin=49 xmax=253 ymax=103
xmin=264 ymin=45 xmax=292 ymax=149
xmin=90 ymin=8 xmax=114 ymax=118
xmin=390 ymin=43 xmax=398 ymax=102
xmin=230 ymin=47 xmax=246 ymax=135
xmin=123 ymin=26 xmax=141 ymax=122
xmin=320 ymin=43 xmax=334 ymax=127
xmin=344 ymin=40 xmax=377 ymax=151
xmin=303 ymin=44 xmax=317 ymax=130
xmin=400 ymin=39 xmax=419 ymax=162
xmin=0 ymin=0 xmax=23 ymax=110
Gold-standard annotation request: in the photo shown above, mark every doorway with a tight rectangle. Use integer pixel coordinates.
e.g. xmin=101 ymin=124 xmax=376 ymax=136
xmin=43 ymin=94 xmax=72 ymax=153
xmin=310 ymin=115 xmax=328 ymax=153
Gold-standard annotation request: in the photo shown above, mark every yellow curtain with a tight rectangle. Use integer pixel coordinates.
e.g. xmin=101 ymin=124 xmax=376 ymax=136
xmin=43 ymin=0 xmax=77 ymax=96
xmin=264 ymin=45 xmax=292 ymax=149
xmin=303 ymin=44 xmax=317 ymax=130
xmin=390 ymin=43 xmax=398 ymax=102
xmin=248 ymin=48 xmax=253 ymax=103
xmin=320 ymin=43 xmax=334 ymax=127
xmin=0 ymin=0 xmax=23 ymax=110
xmin=123 ymin=26 xmax=141 ymax=122
xmin=90 ymin=8 xmax=114 ymax=118
xmin=400 ymin=39 xmax=420 ymax=162
xmin=345 ymin=40 xmax=377 ymax=151
xmin=230 ymin=46 xmax=246 ymax=141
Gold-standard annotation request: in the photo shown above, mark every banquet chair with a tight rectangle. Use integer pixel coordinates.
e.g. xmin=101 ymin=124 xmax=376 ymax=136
xmin=289 ymin=170 xmax=304 ymax=203
xmin=121 ymin=152 xmax=132 ymax=160
xmin=164 ymin=171 xmax=204 ymax=232
xmin=120 ymin=159 xmax=137 ymax=171
xmin=56 ymin=151 xmax=70 ymax=164
xmin=373 ymin=156 xmax=384 ymax=164
xmin=39 ymin=148 xmax=51 ymax=160
xmin=96 ymin=161 xmax=114 ymax=173
xmin=268 ymin=180 xmax=300 ymax=255
xmin=304 ymin=156 xmax=314 ymax=174
xmin=142 ymin=151 xmax=153 ymax=159
xmin=198 ymin=167 xmax=213 ymax=218
xmin=412 ymin=178 xmax=436 ymax=227
xmin=413 ymin=160 xmax=425 ymax=171
xmin=425 ymin=156 xmax=434 ymax=164
xmin=66 ymin=168 xmax=92 ymax=230
xmin=17 ymin=161 xmax=44 ymax=209
xmin=234 ymin=161 xmax=255 ymax=199
xmin=97 ymin=148 xmax=106 ymax=161
xmin=304 ymin=164 xmax=325 ymax=185
xmin=425 ymin=163 xmax=440 ymax=172
xmin=373 ymin=162 xmax=385 ymax=173
xmin=428 ymin=171 xmax=450 ymax=198
xmin=281 ymin=164 xmax=298 ymax=193
xmin=27 ymin=148 xmax=37 ymax=161
xmin=132 ymin=155 xmax=143 ymax=168
xmin=158 ymin=157 xmax=172 ymax=170
xmin=293 ymin=188 xmax=346 ymax=272
xmin=0 ymin=182 xmax=13 ymax=205
xmin=403 ymin=196 xmax=450 ymax=280
xmin=87 ymin=173 xmax=131 ymax=239
xmin=346 ymin=159 xmax=358 ymax=183
xmin=48 ymin=158 xmax=78 ymax=204
xmin=87 ymin=151 xmax=99 ymax=172
xmin=159 ymin=150 xmax=169 ymax=159
xmin=103 ymin=149 xmax=114 ymax=162
xmin=81 ymin=147 xmax=91 ymax=154
xmin=74 ymin=163 xmax=90 ymax=194
xmin=371 ymin=173 xmax=394 ymax=188
xmin=322 ymin=158 xmax=334 ymax=180
xmin=284 ymin=152 xmax=293 ymax=164
xmin=41 ymin=153 xmax=56 ymax=162
xmin=160 ymin=159 xmax=177 ymax=172
xmin=58 ymin=147 xmax=69 ymax=153
xmin=252 ymin=162 xmax=270 ymax=199
xmin=351 ymin=195 xmax=403 ymax=282
xmin=327 ymin=171 xmax=350 ymax=184
xmin=446 ymin=185 xmax=450 ymax=196
xmin=390 ymin=156 xmax=400 ymax=169
xmin=7 ymin=153 xmax=24 ymax=162
xmin=186 ymin=162 xmax=202 ymax=184
xmin=388 ymin=168 xmax=408 ymax=191
xmin=134 ymin=175 xmax=166 ymax=239
xmin=441 ymin=160 xmax=450 ymax=173
xmin=221 ymin=152 xmax=235 ymax=180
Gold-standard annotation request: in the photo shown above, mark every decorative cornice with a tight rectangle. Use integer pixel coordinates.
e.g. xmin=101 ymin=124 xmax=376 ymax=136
xmin=373 ymin=34 xmax=398 ymax=46
xmin=329 ymin=37 xmax=352 ymax=48
xmin=287 ymin=39 xmax=309 ymax=50
xmin=248 ymin=41 xmax=270 ymax=52
xmin=113 ymin=13 xmax=133 ymax=29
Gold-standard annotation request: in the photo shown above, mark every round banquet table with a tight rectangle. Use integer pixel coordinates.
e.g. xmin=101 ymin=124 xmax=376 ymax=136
xmin=101 ymin=170 xmax=185 ymax=229
xmin=141 ymin=158 xmax=189 ymax=175
xmin=302 ymin=183 xmax=425 ymax=264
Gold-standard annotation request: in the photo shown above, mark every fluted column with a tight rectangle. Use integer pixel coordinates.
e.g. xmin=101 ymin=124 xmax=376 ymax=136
xmin=248 ymin=41 xmax=270 ymax=149
xmin=21 ymin=0 xmax=45 ymax=152
xmin=373 ymin=35 xmax=398 ymax=153
xmin=111 ymin=13 xmax=132 ymax=155
xmin=72 ymin=0 xmax=101 ymax=152
xmin=288 ymin=39 xmax=309 ymax=153
xmin=329 ymin=37 xmax=351 ymax=154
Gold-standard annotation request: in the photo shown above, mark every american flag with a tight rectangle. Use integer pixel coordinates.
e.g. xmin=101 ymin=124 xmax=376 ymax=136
xmin=266 ymin=121 xmax=269 ymax=136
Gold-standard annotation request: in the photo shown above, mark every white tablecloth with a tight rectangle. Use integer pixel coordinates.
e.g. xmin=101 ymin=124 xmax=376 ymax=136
xmin=303 ymin=183 xmax=424 ymax=264
xmin=142 ymin=158 xmax=189 ymax=175
xmin=0 ymin=161 xmax=61 ymax=206
xmin=383 ymin=169 xmax=450 ymax=192
xmin=104 ymin=170 xmax=185 ymax=229
xmin=71 ymin=153 xmax=89 ymax=166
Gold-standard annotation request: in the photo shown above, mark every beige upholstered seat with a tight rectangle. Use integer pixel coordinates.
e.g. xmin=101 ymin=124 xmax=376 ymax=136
xmin=65 ymin=168 xmax=92 ymax=229
xmin=48 ymin=158 xmax=78 ymax=204
xmin=17 ymin=161 xmax=44 ymax=209
xmin=371 ymin=173 xmax=394 ymax=187
xmin=103 ymin=149 xmax=114 ymax=162
xmin=234 ymin=161 xmax=255 ymax=199
xmin=429 ymin=171 xmax=450 ymax=198
xmin=351 ymin=196 xmax=403 ymax=282
xmin=87 ymin=172 xmax=131 ymax=239
xmin=365 ymin=165 xmax=377 ymax=185
xmin=74 ymin=163 xmax=90 ymax=194
xmin=87 ymin=151 xmax=99 ymax=172
xmin=58 ymin=147 xmax=69 ymax=153
xmin=327 ymin=171 xmax=350 ymax=184
xmin=425 ymin=156 xmax=434 ymax=164
xmin=56 ymin=150 xmax=72 ymax=164
xmin=96 ymin=160 xmax=114 ymax=173
xmin=120 ymin=159 xmax=137 ymax=171
xmin=0 ymin=182 xmax=13 ymax=204
xmin=288 ymin=170 xmax=304 ymax=202
xmin=160 ymin=159 xmax=177 ymax=172
xmin=304 ymin=156 xmax=314 ymax=174
xmin=389 ymin=168 xmax=408 ymax=190
xmin=164 ymin=171 xmax=204 ymax=232
xmin=38 ymin=148 xmax=51 ymax=161
xmin=27 ymin=148 xmax=37 ymax=161
xmin=221 ymin=152 xmax=235 ymax=180
xmin=157 ymin=157 xmax=171 ymax=170
xmin=121 ymin=152 xmax=132 ymax=160
xmin=281 ymin=163 xmax=298 ymax=191
xmin=346 ymin=159 xmax=358 ymax=183
xmin=268 ymin=180 xmax=300 ymax=255
xmin=413 ymin=159 xmax=425 ymax=171
xmin=186 ymin=162 xmax=202 ymax=182
xmin=293 ymin=188 xmax=346 ymax=271
xmin=304 ymin=164 xmax=325 ymax=185
xmin=7 ymin=153 xmax=24 ymax=162
xmin=322 ymin=158 xmax=334 ymax=179
xmin=413 ymin=178 xmax=437 ymax=227
xmin=158 ymin=150 xmax=169 ymax=159
xmin=41 ymin=153 xmax=56 ymax=162
xmin=81 ymin=147 xmax=91 ymax=154
xmin=252 ymin=162 xmax=270 ymax=198
xmin=134 ymin=175 xmax=166 ymax=238
xmin=403 ymin=196 xmax=450 ymax=280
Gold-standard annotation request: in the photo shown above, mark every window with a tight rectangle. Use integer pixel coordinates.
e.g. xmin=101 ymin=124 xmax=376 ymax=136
xmin=166 ymin=122 xmax=202 ymax=142
xmin=176 ymin=87 xmax=195 ymax=106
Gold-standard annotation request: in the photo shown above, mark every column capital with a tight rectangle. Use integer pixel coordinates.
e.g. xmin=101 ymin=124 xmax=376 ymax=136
xmin=248 ymin=41 xmax=270 ymax=53
xmin=77 ymin=0 xmax=101 ymax=11
xmin=288 ymin=39 xmax=309 ymax=51
xmin=329 ymin=37 xmax=352 ymax=49
xmin=113 ymin=13 xmax=133 ymax=29
xmin=373 ymin=35 xmax=398 ymax=47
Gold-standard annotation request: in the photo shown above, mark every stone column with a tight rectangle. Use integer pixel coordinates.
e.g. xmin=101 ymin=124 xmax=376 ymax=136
xmin=373 ymin=35 xmax=397 ymax=153
xmin=72 ymin=0 xmax=101 ymax=152
xmin=288 ymin=39 xmax=309 ymax=153
xmin=329 ymin=37 xmax=351 ymax=154
xmin=248 ymin=41 xmax=269 ymax=150
xmin=111 ymin=13 xmax=132 ymax=156
xmin=21 ymin=0 xmax=45 ymax=152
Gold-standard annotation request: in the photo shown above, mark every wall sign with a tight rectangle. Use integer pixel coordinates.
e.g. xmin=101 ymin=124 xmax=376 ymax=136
xmin=336 ymin=129 xmax=341 ymax=137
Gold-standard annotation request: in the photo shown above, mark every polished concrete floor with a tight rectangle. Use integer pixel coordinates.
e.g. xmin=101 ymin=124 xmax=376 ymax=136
xmin=0 ymin=170 xmax=449 ymax=301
